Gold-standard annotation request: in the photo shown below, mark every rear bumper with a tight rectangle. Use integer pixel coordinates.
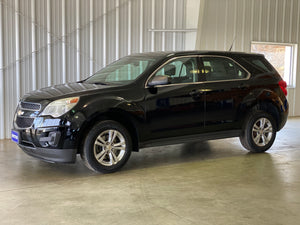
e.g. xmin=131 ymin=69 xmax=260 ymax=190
xmin=19 ymin=144 xmax=77 ymax=163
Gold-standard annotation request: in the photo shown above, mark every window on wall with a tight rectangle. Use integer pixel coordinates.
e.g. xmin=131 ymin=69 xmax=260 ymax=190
xmin=251 ymin=42 xmax=297 ymax=87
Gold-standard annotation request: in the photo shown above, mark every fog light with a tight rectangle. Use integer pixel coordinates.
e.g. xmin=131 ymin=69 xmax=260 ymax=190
xmin=39 ymin=131 xmax=61 ymax=147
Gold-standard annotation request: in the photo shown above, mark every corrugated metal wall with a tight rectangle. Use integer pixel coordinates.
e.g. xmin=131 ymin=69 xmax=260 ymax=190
xmin=196 ymin=0 xmax=300 ymax=116
xmin=0 ymin=0 xmax=189 ymax=139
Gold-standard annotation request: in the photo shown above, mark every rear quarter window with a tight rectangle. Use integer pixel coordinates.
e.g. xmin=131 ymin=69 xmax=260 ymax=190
xmin=241 ymin=56 xmax=275 ymax=75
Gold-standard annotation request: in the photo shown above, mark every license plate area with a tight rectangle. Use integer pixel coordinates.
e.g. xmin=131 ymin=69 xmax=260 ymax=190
xmin=11 ymin=130 xmax=19 ymax=144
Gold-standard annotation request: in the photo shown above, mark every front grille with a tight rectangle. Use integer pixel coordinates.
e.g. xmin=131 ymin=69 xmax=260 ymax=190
xmin=15 ymin=101 xmax=42 ymax=128
xmin=20 ymin=102 xmax=41 ymax=111
xmin=16 ymin=117 xmax=35 ymax=128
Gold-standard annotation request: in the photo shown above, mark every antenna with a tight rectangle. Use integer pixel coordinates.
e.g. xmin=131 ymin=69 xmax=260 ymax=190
xmin=228 ymin=36 xmax=236 ymax=51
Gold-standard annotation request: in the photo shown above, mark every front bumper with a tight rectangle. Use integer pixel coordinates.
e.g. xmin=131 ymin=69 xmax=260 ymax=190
xmin=12 ymin=100 xmax=84 ymax=163
xmin=19 ymin=144 xmax=77 ymax=163
xmin=13 ymin=124 xmax=79 ymax=163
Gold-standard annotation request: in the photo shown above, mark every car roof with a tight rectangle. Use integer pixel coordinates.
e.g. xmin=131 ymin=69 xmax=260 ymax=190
xmin=130 ymin=51 xmax=264 ymax=58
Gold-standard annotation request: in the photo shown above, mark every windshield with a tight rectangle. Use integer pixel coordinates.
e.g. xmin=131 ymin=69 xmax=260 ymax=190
xmin=84 ymin=55 xmax=158 ymax=85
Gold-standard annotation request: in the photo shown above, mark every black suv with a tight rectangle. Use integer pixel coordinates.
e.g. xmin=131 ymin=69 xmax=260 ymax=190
xmin=11 ymin=51 xmax=289 ymax=173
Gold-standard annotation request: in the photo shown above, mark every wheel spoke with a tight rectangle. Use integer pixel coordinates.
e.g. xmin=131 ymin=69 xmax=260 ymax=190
xmin=261 ymin=133 xmax=266 ymax=145
xmin=263 ymin=125 xmax=272 ymax=133
xmin=113 ymin=146 xmax=126 ymax=151
xmin=264 ymin=133 xmax=271 ymax=142
xmin=253 ymin=124 xmax=260 ymax=132
xmin=96 ymin=150 xmax=106 ymax=161
xmin=113 ymin=141 xmax=125 ymax=147
xmin=108 ymin=130 xmax=117 ymax=143
xmin=109 ymin=152 xmax=118 ymax=165
xmin=260 ymin=118 xmax=266 ymax=129
xmin=253 ymin=134 xmax=261 ymax=144
xmin=96 ymin=136 xmax=106 ymax=145
xmin=95 ymin=139 xmax=105 ymax=147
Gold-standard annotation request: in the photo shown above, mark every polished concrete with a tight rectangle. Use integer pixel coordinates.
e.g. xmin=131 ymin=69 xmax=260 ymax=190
xmin=0 ymin=118 xmax=300 ymax=225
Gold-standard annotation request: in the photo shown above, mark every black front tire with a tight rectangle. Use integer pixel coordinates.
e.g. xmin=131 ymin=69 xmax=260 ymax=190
xmin=240 ymin=110 xmax=276 ymax=153
xmin=81 ymin=120 xmax=132 ymax=173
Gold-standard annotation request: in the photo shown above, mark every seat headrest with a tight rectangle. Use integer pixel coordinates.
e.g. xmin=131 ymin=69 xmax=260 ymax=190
xmin=164 ymin=64 xmax=176 ymax=76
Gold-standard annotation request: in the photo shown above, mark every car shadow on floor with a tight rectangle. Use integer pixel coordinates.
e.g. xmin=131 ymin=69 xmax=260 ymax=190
xmin=122 ymin=139 xmax=248 ymax=172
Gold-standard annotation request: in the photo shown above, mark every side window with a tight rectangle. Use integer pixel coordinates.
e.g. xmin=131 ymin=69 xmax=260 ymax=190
xmin=200 ymin=57 xmax=248 ymax=81
xmin=153 ymin=57 xmax=199 ymax=84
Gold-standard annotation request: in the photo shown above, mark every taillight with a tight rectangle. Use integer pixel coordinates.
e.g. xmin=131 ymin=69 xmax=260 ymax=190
xmin=278 ymin=80 xmax=287 ymax=96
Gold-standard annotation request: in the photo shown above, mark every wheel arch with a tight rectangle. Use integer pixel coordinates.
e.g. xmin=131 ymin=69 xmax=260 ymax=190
xmin=238 ymin=89 xmax=283 ymax=131
xmin=249 ymin=101 xmax=280 ymax=130
xmin=76 ymin=109 xmax=141 ymax=153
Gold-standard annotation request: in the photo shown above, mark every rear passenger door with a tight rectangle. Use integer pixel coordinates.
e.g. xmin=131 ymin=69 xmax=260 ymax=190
xmin=199 ymin=56 xmax=250 ymax=132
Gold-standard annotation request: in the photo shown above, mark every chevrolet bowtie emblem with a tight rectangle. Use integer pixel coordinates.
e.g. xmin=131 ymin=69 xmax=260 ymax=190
xmin=18 ymin=110 xmax=25 ymax=116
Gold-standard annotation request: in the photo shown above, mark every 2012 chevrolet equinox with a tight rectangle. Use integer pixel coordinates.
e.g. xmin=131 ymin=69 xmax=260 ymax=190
xmin=11 ymin=51 xmax=289 ymax=173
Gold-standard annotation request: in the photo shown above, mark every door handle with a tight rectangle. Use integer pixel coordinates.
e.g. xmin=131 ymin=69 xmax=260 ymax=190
xmin=238 ymin=83 xmax=249 ymax=89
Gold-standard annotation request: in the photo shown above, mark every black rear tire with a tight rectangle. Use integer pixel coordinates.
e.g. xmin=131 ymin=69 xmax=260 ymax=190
xmin=239 ymin=110 xmax=276 ymax=153
xmin=81 ymin=120 xmax=132 ymax=173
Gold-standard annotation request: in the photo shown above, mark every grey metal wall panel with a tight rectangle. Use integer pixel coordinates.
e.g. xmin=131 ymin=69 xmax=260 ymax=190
xmin=0 ymin=0 xmax=188 ymax=139
xmin=196 ymin=0 xmax=300 ymax=116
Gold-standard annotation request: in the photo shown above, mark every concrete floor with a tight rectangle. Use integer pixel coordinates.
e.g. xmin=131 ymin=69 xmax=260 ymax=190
xmin=0 ymin=118 xmax=300 ymax=225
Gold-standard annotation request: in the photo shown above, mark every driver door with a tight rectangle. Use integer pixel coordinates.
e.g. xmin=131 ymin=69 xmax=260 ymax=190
xmin=144 ymin=56 xmax=205 ymax=140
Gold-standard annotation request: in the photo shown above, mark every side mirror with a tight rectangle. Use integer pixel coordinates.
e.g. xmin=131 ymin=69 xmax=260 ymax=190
xmin=148 ymin=75 xmax=169 ymax=86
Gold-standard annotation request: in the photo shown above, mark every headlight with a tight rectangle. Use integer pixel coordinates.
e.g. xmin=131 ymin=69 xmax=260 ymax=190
xmin=40 ymin=97 xmax=79 ymax=118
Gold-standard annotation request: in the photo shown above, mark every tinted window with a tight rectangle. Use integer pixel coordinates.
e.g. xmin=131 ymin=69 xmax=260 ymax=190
xmin=153 ymin=57 xmax=199 ymax=84
xmin=241 ymin=56 xmax=275 ymax=75
xmin=200 ymin=57 xmax=248 ymax=81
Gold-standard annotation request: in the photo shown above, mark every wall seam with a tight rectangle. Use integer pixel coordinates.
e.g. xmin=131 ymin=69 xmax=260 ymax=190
xmin=15 ymin=0 xmax=21 ymax=100
xmin=89 ymin=0 xmax=94 ymax=75
xmin=31 ymin=0 xmax=36 ymax=90
xmin=62 ymin=0 xmax=66 ymax=83
xmin=47 ymin=0 xmax=52 ymax=86
xmin=76 ymin=0 xmax=80 ymax=80
xmin=0 ymin=1 xmax=5 ymax=139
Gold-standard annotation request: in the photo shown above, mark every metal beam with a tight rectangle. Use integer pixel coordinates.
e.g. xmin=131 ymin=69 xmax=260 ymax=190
xmin=162 ymin=0 xmax=166 ymax=51
xmin=103 ymin=0 xmax=106 ymax=67
xmin=0 ymin=2 xmax=5 ymax=139
xmin=116 ymin=0 xmax=119 ymax=60
xmin=15 ymin=0 xmax=20 ymax=99
xmin=76 ymin=0 xmax=80 ymax=81
xmin=90 ymin=0 xmax=94 ymax=75
xmin=128 ymin=0 xmax=131 ymax=55
xmin=172 ymin=0 xmax=177 ymax=51
xmin=31 ymin=0 xmax=37 ymax=90
xmin=62 ymin=0 xmax=66 ymax=83
xmin=47 ymin=0 xmax=52 ymax=86
xmin=139 ymin=0 xmax=143 ymax=53
xmin=151 ymin=0 xmax=155 ymax=51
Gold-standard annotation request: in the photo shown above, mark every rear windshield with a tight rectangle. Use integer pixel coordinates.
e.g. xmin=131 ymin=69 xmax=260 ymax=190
xmin=241 ymin=56 xmax=275 ymax=75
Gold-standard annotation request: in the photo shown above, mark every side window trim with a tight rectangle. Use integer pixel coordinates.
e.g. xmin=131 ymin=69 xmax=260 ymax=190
xmin=145 ymin=55 xmax=251 ymax=88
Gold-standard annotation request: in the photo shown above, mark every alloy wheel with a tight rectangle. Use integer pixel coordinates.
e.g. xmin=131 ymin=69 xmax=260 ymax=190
xmin=93 ymin=129 xmax=126 ymax=166
xmin=251 ymin=117 xmax=273 ymax=147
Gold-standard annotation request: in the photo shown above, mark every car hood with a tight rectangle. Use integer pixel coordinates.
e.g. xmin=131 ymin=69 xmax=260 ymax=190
xmin=22 ymin=82 xmax=116 ymax=102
